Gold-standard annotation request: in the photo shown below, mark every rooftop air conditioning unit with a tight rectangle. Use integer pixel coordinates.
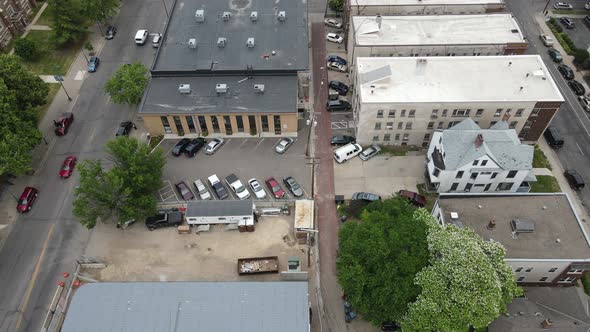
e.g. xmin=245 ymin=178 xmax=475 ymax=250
xmin=179 ymin=84 xmax=191 ymax=94
xmin=195 ymin=9 xmax=205 ymax=22
xmin=254 ymin=84 xmax=265 ymax=93
xmin=217 ymin=37 xmax=227 ymax=48
xmin=511 ymin=218 xmax=535 ymax=234
xmin=216 ymin=83 xmax=228 ymax=94
xmin=222 ymin=12 xmax=231 ymax=21
xmin=277 ymin=11 xmax=286 ymax=21
xmin=188 ymin=38 xmax=197 ymax=49
xmin=250 ymin=11 xmax=258 ymax=21
xmin=246 ymin=38 xmax=255 ymax=48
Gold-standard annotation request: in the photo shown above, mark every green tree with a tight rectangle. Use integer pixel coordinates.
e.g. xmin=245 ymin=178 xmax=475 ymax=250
xmin=0 ymin=54 xmax=48 ymax=113
xmin=73 ymin=137 xmax=165 ymax=228
xmin=82 ymin=0 xmax=119 ymax=26
xmin=574 ymin=49 xmax=590 ymax=64
xmin=337 ymin=197 xmax=430 ymax=324
xmin=49 ymin=0 xmax=87 ymax=46
xmin=14 ymin=38 xmax=37 ymax=60
xmin=328 ymin=0 xmax=344 ymax=12
xmin=402 ymin=210 xmax=521 ymax=332
xmin=104 ymin=62 xmax=149 ymax=105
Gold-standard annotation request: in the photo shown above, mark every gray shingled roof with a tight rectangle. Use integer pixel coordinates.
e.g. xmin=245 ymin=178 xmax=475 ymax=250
xmin=62 ymin=282 xmax=309 ymax=332
xmin=443 ymin=118 xmax=533 ymax=170
xmin=187 ymin=200 xmax=253 ymax=217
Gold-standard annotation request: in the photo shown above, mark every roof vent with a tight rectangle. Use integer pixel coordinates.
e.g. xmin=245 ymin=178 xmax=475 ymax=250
xmin=511 ymin=218 xmax=535 ymax=234
xmin=217 ymin=37 xmax=227 ymax=48
xmin=188 ymin=38 xmax=197 ymax=49
xmin=222 ymin=12 xmax=231 ymax=21
xmin=474 ymin=133 xmax=484 ymax=148
xmin=511 ymin=29 xmax=519 ymax=33
xmin=254 ymin=84 xmax=265 ymax=93
xmin=450 ymin=212 xmax=459 ymax=219
xmin=277 ymin=11 xmax=286 ymax=21
xmin=216 ymin=83 xmax=228 ymax=94
xmin=179 ymin=84 xmax=191 ymax=94
xmin=195 ymin=9 xmax=205 ymax=22
xmin=246 ymin=38 xmax=255 ymax=48
xmin=250 ymin=11 xmax=258 ymax=21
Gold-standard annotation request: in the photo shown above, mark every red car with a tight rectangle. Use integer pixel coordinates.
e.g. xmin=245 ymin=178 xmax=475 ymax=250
xmin=59 ymin=155 xmax=77 ymax=178
xmin=17 ymin=187 xmax=39 ymax=213
xmin=175 ymin=181 xmax=195 ymax=200
xmin=398 ymin=190 xmax=426 ymax=207
xmin=54 ymin=112 xmax=74 ymax=136
xmin=265 ymin=177 xmax=285 ymax=199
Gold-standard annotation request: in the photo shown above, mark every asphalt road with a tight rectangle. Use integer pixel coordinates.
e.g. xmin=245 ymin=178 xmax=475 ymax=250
xmin=507 ymin=0 xmax=590 ymax=212
xmin=0 ymin=0 xmax=170 ymax=331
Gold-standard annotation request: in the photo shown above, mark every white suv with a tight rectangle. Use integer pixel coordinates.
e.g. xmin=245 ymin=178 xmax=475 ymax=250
xmin=135 ymin=29 xmax=148 ymax=45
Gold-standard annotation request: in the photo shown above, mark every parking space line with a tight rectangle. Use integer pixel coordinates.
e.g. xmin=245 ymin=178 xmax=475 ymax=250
xmin=254 ymin=138 xmax=265 ymax=150
xmin=239 ymin=140 xmax=248 ymax=148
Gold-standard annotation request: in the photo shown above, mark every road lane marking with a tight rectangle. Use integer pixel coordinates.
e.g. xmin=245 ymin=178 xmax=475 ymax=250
xmin=577 ymin=142 xmax=585 ymax=155
xmin=15 ymin=223 xmax=55 ymax=331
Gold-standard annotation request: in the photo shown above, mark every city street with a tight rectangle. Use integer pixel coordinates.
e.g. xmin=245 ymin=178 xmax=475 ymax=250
xmin=0 ymin=0 xmax=171 ymax=331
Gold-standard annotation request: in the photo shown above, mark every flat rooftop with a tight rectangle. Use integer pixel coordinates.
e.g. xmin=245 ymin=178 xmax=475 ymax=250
xmin=139 ymin=75 xmax=297 ymax=115
xmin=356 ymin=55 xmax=564 ymax=103
xmin=436 ymin=194 xmax=590 ymax=260
xmin=61 ymin=282 xmax=309 ymax=332
xmin=187 ymin=200 xmax=253 ymax=216
xmin=352 ymin=14 xmax=525 ymax=46
xmin=351 ymin=0 xmax=504 ymax=6
xmin=152 ymin=0 xmax=308 ymax=73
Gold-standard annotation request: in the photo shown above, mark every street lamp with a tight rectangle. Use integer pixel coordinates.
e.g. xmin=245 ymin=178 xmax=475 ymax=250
xmin=53 ymin=75 xmax=72 ymax=101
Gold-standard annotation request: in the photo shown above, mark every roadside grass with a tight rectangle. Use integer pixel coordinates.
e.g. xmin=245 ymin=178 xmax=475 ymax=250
xmin=380 ymin=145 xmax=420 ymax=156
xmin=533 ymin=145 xmax=552 ymax=170
xmin=417 ymin=183 xmax=438 ymax=212
xmin=530 ymin=175 xmax=561 ymax=193
xmin=37 ymin=83 xmax=60 ymax=120
xmin=21 ymin=30 xmax=86 ymax=75
xmin=582 ymin=272 xmax=590 ymax=296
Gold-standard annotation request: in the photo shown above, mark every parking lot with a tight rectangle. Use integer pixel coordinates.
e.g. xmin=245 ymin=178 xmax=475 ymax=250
xmin=559 ymin=16 xmax=590 ymax=51
xmin=158 ymin=136 xmax=313 ymax=203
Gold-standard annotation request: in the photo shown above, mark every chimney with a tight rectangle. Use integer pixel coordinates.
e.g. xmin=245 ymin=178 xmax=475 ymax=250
xmin=487 ymin=220 xmax=496 ymax=230
xmin=375 ymin=15 xmax=382 ymax=30
xmin=474 ymin=133 xmax=484 ymax=148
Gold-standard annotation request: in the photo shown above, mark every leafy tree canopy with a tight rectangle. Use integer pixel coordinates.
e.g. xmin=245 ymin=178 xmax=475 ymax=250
xmin=0 ymin=54 xmax=48 ymax=112
xmin=104 ymin=62 xmax=149 ymax=105
xmin=328 ymin=0 xmax=344 ymax=12
xmin=14 ymin=38 xmax=37 ymax=60
xmin=83 ymin=0 xmax=119 ymax=23
xmin=50 ymin=0 xmax=87 ymax=46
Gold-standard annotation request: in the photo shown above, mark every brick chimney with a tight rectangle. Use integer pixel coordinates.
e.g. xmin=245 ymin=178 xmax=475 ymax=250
xmin=474 ymin=134 xmax=484 ymax=148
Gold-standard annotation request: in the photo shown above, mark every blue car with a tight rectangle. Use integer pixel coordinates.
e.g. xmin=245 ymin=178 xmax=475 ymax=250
xmin=87 ymin=56 xmax=100 ymax=72
xmin=327 ymin=54 xmax=346 ymax=66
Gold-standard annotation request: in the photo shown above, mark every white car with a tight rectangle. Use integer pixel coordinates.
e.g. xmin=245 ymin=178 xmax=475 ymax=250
xmin=193 ymin=179 xmax=211 ymax=200
xmin=586 ymin=2 xmax=590 ymax=10
xmin=539 ymin=34 xmax=554 ymax=47
xmin=205 ymin=138 xmax=225 ymax=154
xmin=359 ymin=145 xmax=382 ymax=161
xmin=135 ymin=29 xmax=148 ymax=45
xmin=324 ymin=18 xmax=342 ymax=29
xmin=326 ymin=32 xmax=343 ymax=44
xmin=248 ymin=178 xmax=267 ymax=199
xmin=327 ymin=61 xmax=347 ymax=72
xmin=580 ymin=96 xmax=590 ymax=112
xmin=275 ymin=138 xmax=294 ymax=154
xmin=152 ymin=33 xmax=162 ymax=47
xmin=553 ymin=2 xmax=572 ymax=9
xmin=225 ymin=174 xmax=250 ymax=200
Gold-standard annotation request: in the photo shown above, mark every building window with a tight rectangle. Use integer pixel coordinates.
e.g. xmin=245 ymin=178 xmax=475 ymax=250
xmin=472 ymin=160 xmax=478 ymax=166
xmin=452 ymin=109 xmax=470 ymax=117
xmin=433 ymin=168 xmax=440 ymax=177
xmin=450 ymin=183 xmax=459 ymax=191
xmin=377 ymin=110 xmax=384 ymax=118
xmin=374 ymin=122 xmax=382 ymax=130
xmin=405 ymin=122 xmax=412 ymax=130
xmin=427 ymin=122 xmax=434 ymax=129
xmin=530 ymin=109 xmax=540 ymax=117
xmin=248 ymin=115 xmax=257 ymax=133
xmin=224 ymin=115 xmax=233 ymax=135
xmin=402 ymin=133 xmax=409 ymax=141
xmin=484 ymin=183 xmax=491 ymax=191
xmin=210 ymin=116 xmax=220 ymax=133
xmin=273 ymin=115 xmax=281 ymax=134
xmin=423 ymin=133 xmax=431 ymax=141
xmin=481 ymin=160 xmax=488 ymax=166
xmin=475 ymin=109 xmax=484 ymax=117
xmin=384 ymin=134 xmax=391 ymax=141
xmin=507 ymin=170 xmax=517 ymax=178
xmin=569 ymin=268 xmax=584 ymax=273
xmin=509 ymin=121 xmax=517 ymax=129
xmin=516 ymin=267 xmax=524 ymax=273
xmin=456 ymin=171 xmax=464 ymax=179
xmin=173 ymin=116 xmax=184 ymax=134
xmin=185 ymin=116 xmax=196 ymax=133
xmin=398 ymin=122 xmax=403 ymax=129
xmin=494 ymin=109 xmax=502 ymax=117
xmin=517 ymin=277 xmax=525 ymax=282
xmin=236 ymin=115 xmax=244 ymax=133
xmin=539 ymin=277 xmax=548 ymax=282
xmin=442 ymin=109 xmax=448 ymax=117
xmin=409 ymin=110 xmax=415 ymax=118
xmin=437 ymin=122 xmax=444 ymax=129
xmin=395 ymin=134 xmax=400 ymax=141
xmin=471 ymin=172 xmax=478 ymax=180
xmin=525 ymin=267 xmax=533 ymax=272
xmin=160 ymin=116 xmax=172 ymax=134
xmin=490 ymin=121 xmax=497 ymax=127
xmin=515 ymin=108 xmax=524 ymax=117
xmin=388 ymin=110 xmax=396 ymax=118
xmin=386 ymin=122 xmax=393 ymax=129
xmin=491 ymin=172 xmax=498 ymax=179
xmin=497 ymin=182 xmax=514 ymax=191
xmin=431 ymin=109 xmax=439 ymax=117
xmin=548 ymin=267 xmax=558 ymax=272
xmin=261 ymin=115 xmax=269 ymax=132
xmin=400 ymin=110 xmax=406 ymax=117
xmin=372 ymin=135 xmax=379 ymax=141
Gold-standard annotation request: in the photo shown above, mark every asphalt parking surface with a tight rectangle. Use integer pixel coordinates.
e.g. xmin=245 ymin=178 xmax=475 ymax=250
xmin=326 ymin=39 xmax=356 ymax=138
xmin=560 ymin=18 xmax=590 ymax=51
xmin=159 ymin=136 xmax=312 ymax=202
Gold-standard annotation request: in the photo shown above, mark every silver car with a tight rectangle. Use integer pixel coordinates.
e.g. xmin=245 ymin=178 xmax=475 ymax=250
xmin=248 ymin=178 xmax=267 ymax=199
xmin=283 ymin=176 xmax=303 ymax=197
xmin=359 ymin=145 xmax=382 ymax=161
xmin=193 ymin=179 xmax=211 ymax=200
xmin=275 ymin=138 xmax=294 ymax=154
xmin=205 ymin=138 xmax=225 ymax=154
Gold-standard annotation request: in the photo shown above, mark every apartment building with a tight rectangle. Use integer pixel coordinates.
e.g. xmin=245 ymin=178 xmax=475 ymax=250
xmin=0 ymin=0 xmax=36 ymax=50
xmin=348 ymin=0 xmax=505 ymax=16
xmin=352 ymin=55 xmax=564 ymax=146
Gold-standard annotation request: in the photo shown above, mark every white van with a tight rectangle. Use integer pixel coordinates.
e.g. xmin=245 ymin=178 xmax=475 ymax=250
xmin=334 ymin=143 xmax=362 ymax=164
xmin=135 ymin=29 xmax=148 ymax=45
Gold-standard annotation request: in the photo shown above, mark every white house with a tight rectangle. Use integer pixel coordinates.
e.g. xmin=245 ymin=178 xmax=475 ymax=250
xmin=432 ymin=193 xmax=590 ymax=286
xmin=348 ymin=0 xmax=506 ymax=16
xmin=352 ymin=55 xmax=564 ymax=146
xmin=425 ymin=118 xmax=535 ymax=193
xmin=186 ymin=200 xmax=254 ymax=225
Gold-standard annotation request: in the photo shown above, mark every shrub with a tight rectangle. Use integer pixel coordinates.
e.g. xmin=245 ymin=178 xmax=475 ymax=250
xmin=328 ymin=0 xmax=344 ymax=11
xmin=14 ymin=38 xmax=37 ymax=60
xmin=201 ymin=130 xmax=208 ymax=137
xmin=250 ymin=128 xmax=257 ymax=136
xmin=562 ymin=34 xmax=577 ymax=52
xmin=575 ymin=49 xmax=590 ymax=64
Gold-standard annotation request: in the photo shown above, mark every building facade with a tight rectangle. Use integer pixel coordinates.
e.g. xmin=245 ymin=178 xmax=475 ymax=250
xmin=347 ymin=0 xmax=505 ymax=16
xmin=432 ymin=193 xmax=590 ymax=286
xmin=0 ymin=0 xmax=36 ymax=50
xmin=426 ymin=119 xmax=535 ymax=193
xmin=352 ymin=55 xmax=564 ymax=146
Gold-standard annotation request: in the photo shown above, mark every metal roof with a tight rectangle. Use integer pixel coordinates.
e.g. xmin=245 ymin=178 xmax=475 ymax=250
xmin=61 ymin=282 xmax=310 ymax=332
xmin=186 ymin=200 xmax=253 ymax=217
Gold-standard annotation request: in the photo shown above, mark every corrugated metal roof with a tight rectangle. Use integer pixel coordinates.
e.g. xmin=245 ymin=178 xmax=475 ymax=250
xmin=62 ymin=282 xmax=309 ymax=332
xmin=186 ymin=200 xmax=253 ymax=217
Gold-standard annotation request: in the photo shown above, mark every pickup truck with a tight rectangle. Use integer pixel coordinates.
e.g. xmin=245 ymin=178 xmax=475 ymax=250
xmin=208 ymin=174 xmax=229 ymax=200
xmin=145 ymin=209 xmax=183 ymax=231
xmin=237 ymin=256 xmax=279 ymax=275
xmin=225 ymin=174 xmax=250 ymax=200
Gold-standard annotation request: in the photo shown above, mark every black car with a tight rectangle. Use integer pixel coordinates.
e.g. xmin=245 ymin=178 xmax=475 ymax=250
xmin=115 ymin=121 xmax=134 ymax=136
xmin=331 ymin=135 xmax=356 ymax=146
xmin=568 ymin=80 xmax=586 ymax=96
xmin=184 ymin=137 xmax=206 ymax=157
xmin=145 ymin=209 xmax=183 ymax=231
xmin=548 ymin=48 xmax=563 ymax=63
xmin=327 ymin=100 xmax=351 ymax=112
xmin=564 ymin=169 xmax=585 ymax=190
xmin=329 ymin=80 xmax=349 ymax=95
xmin=557 ymin=64 xmax=574 ymax=80
xmin=560 ymin=17 xmax=575 ymax=29
xmin=352 ymin=192 xmax=382 ymax=202
xmin=105 ymin=25 xmax=117 ymax=40
xmin=171 ymin=138 xmax=191 ymax=156
xmin=327 ymin=55 xmax=347 ymax=65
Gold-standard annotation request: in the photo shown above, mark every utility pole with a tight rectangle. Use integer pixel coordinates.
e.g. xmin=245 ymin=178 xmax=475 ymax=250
xmin=54 ymin=75 xmax=72 ymax=101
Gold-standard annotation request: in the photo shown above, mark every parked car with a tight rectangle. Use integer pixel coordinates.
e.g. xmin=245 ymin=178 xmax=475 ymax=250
xmin=558 ymin=64 xmax=575 ymax=80
xmin=329 ymin=80 xmax=349 ymax=95
xmin=116 ymin=121 xmax=134 ymax=136
xmin=326 ymin=32 xmax=344 ymax=44
xmin=359 ymin=145 xmax=382 ymax=161
xmin=248 ymin=178 xmax=267 ymax=199
xmin=225 ymin=174 xmax=250 ymax=200
xmin=275 ymin=137 xmax=294 ymax=154
xmin=584 ymin=15 xmax=590 ymax=27
xmin=175 ymin=181 xmax=194 ymax=200
xmin=548 ymin=48 xmax=563 ymax=62
xmin=560 ymin=17 xmax=575 ymax=29
xmin=87 ymin=56 xmax=100 ymax=72
xmin=184 ymin=137 xmax=206 ymax=157
xmin=553 ymin=2 xmax=573 ymax=9
xmin=283 ymin=176 xmax=303 ymax=197
xmin=331 ymin=135 xmax=356 ymax=146
xmin=327 ymin=100 xmax=351 ymax=112
xmin=105 ymin=25 xmax=117 ymax=40
xmin=193 ymin=179 xmax=211 ymax=200
xmin=352 ymin=192 xmax=381 ymax=202
xmin=145 ymin=209 xmax=183 ymax=231
xmin=568 ymin=80 xmax=586 ymax=96
xmin=16 ymin=186 xmax=38 ymax=213
xmin=586 ymin=2 xmax=590 ymax=10
xmin=171 ymin=138 xmax=191 ymax=156
xmin=205 ymin=138 xmax=225 ymax=154
xmin=327 ymin=61 xmax=347 ymax=72
xmin=265 ymin=177 xmax=285 ymax=199
xmin=539 ymin=34 xmax=554 ymax=47
xmin=135 ymin=29 xmax=148 ymax=45
xmin=381 ymin=322 xmax=401 ymax=331
xmin=59 ymin=155 xmax=77 ymax=178
xmin=54 ymin=112 xmax=74 ymax=136
xmin=398 ymin=190 xmax=426 ymax=207
xmin=564 ymin=169 xmax=585 ymax=190
xmin=327 ymin=55 xmax=347 ymax=65
xmin=580 ymin=96 xmax=590 ymax=112
xmin=152 ymin=33 xmax=162 ymax=47
xmin=324 ymin=18 xmax=342 ymax=29
xmin=544 ymin=126 xmax=564 ymax=149
xmin=208 ymin=174 xmax=229 ymax=199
